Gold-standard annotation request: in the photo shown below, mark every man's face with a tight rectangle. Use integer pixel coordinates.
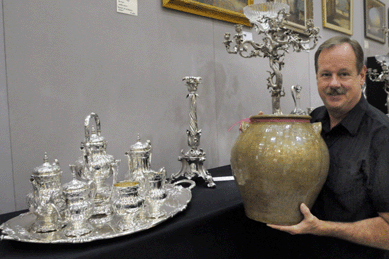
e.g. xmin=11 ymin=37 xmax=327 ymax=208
xmin=316 ymin=43 xmax=366 ymax=117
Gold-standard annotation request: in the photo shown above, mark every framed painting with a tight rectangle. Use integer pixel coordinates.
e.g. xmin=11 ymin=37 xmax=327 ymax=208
xmin=322 ymin=0 xmax=353 ymax=35
xmin=364 ymin=0 xmax=386 ymax=44
xmin=162 ymin=0 xmax=254 ymax=26
xmin=267 ymin=0 xmax=314 ymax=35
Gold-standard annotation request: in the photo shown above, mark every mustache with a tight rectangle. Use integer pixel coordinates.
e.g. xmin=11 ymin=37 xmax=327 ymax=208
xmin=326 ymin=87 xmax=346 ymax=96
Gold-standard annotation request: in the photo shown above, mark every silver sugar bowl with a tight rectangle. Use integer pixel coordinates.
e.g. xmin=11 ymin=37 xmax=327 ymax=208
xmin=74 ymin=112 xmax=118 ymax=225
xmin=62 ymin=165 xmax=95 ymax=237
xmin=145 ymin=168 xmax=167 ymax=219
xmin=112 ymin=181 xmax=144 ymax=231
xmin=125 ymin=135 xmax=152 ymax=195
xmin=26 ymin=153 xmax=65 ymax=233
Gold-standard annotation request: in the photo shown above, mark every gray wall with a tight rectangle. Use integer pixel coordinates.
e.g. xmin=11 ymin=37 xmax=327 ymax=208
xmin=1 ymin=0 xmax=389 ymax=213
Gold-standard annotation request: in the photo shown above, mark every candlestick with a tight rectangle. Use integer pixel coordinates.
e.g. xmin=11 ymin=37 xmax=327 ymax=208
xmin=171 ymin=76 xmax=216 ymax=188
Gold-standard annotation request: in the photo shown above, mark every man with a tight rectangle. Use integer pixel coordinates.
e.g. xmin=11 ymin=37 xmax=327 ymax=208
xmin=267 ymin=36 xmax=389 ymax=258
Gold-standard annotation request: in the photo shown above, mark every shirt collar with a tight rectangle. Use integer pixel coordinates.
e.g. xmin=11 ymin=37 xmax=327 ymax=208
xmin=313 ymin=96 xmax=367 ymax=136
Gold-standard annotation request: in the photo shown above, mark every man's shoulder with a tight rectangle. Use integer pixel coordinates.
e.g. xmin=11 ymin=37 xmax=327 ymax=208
xmin=364 ymin=103 xmax=389 ymax=129
xmin=309 ymin=106 xmax=326 ymax=122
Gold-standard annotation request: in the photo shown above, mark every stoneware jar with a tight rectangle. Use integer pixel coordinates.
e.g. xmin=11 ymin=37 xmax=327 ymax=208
xmin=230 ymin=115 xmax=329 ymax=225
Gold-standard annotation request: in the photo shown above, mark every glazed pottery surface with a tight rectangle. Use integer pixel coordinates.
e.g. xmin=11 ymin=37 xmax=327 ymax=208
xmin=230 ymin=115 xmax=329 ymax=225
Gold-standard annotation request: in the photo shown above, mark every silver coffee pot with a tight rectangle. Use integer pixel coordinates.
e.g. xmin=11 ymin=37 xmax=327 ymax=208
xmin=74 ymin=112 xmax=118 ymax=225
xmin=26 ymin=153 xmax=65 ymax=233
xmin=125 ymin=135 xmax=152 ymax=194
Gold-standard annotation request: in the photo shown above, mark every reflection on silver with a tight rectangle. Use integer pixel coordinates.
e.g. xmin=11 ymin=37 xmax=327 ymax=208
xmin=171 ymin=77 xmax=216 ymax=188
xmin=224 ymin=3 xmax=320 ymax=115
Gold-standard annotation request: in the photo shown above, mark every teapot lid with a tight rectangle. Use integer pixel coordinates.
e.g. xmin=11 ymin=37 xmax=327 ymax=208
xmin=32 ymin=153 xmax=62 ymax=177
xmin=63 ymin=165 xmax=90 ymax=194
xmin=62 ymin=178 xmax=89 ymax=194
xmin=128 ymin=135 xmax=151 ymax=153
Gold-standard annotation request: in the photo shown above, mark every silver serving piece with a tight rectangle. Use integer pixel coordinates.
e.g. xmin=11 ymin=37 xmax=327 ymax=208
xmin=367 ymin=55 xmax=389 ymax=116
xmin=223 ymin=2 xmax=320 ymax=115
xmin=26 ymin=153 xmax=65 ymax=233
xmin=171 ymin=76 xmax=216 ymax=188
xmin=124 ymin=135 xmax=152 ymax=195
xmin=145 ymin=169 xmax=167 ymax=219
xmin=112 ymin=181 xmax=145 ymax=231
xmin=290 ymin=85 xmax=307 ymax=115
xmin=62 ymin=165 xmax=95 ymax=237
xmin=74 ymin=112 xmax=119 ymax=225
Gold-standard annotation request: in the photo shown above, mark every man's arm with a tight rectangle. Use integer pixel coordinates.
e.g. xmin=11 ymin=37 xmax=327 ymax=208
xmin=267 ymin=203 xmax=389 ymax=250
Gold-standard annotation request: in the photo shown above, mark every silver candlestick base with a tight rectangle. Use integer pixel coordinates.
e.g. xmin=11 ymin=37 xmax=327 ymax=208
xmin=173 ymin=148 xmax=215 ymax=188
xmin=171 ymin=76 xmax=215 ymax=188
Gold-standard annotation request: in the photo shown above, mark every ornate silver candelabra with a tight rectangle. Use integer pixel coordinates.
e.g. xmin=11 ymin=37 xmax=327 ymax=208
xmin=223 ymin=3 xmax=320 ymax=114
xmin=367 ymin=55 xmax=389 ymax=116
xmin=171 ymin=76 xmax=216 ymax=188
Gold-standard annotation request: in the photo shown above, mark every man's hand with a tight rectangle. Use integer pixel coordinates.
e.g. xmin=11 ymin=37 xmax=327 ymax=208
xmin=267 ymin=203 xmax=322 ymax=235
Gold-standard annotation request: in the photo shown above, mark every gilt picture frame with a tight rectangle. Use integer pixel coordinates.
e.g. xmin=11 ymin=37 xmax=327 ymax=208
xmin=322 ymin=0 xmax=353 ymax=35
xmin=364 ymin=0 xmax=386 ymax=44
xmin=162 ymin=0 xmax=254 ymax=26
xmin=267 ymin=0 xmax=314 ymax=35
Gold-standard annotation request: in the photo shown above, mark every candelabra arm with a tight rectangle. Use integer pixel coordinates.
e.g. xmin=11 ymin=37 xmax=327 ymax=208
xmin=223 ymin=6 xmax=320 ymax=115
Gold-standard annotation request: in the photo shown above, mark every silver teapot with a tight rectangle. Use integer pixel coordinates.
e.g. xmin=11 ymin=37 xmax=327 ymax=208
xmin=74 ymin=112 xmax=118 ymax=225
xmin=26 ymin=153 xmax=65 ymax=233
xmin=62 ymin=165 xmax=95 ymax=237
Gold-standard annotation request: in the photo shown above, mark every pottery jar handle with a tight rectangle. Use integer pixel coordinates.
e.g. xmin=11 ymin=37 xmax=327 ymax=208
xmin=240 ymin=121 xmax=250 ymax=133
xmin=311 ymin=122 xmax=322 ymax=135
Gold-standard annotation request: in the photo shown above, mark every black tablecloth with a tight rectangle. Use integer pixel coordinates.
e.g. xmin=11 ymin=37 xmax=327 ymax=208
xmin=0 ymin=165 xmax=299 ymax=259
xmin=5 ymin=165 xmax=386 ymax=259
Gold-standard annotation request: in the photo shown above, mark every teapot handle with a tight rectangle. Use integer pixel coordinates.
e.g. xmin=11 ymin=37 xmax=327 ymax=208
xmin=84 ymin=112 xmax=101 ymax=141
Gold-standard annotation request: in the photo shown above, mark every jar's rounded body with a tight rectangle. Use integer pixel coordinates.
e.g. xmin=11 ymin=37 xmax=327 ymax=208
xmin=230 ymin=115 xmax=329 ymax=225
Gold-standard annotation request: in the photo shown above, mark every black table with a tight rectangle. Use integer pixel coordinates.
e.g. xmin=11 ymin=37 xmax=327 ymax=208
xmin=0 ymin=165 xmax=300 ymax=259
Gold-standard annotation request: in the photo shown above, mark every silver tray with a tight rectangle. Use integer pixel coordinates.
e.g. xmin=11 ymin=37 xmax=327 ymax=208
xmin=0 ymin=183 xmax=192 ymax=244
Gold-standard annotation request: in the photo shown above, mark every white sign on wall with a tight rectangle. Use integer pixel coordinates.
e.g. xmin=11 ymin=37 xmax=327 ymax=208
xmin=117 ymin=0 xmax=138 ymax=16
